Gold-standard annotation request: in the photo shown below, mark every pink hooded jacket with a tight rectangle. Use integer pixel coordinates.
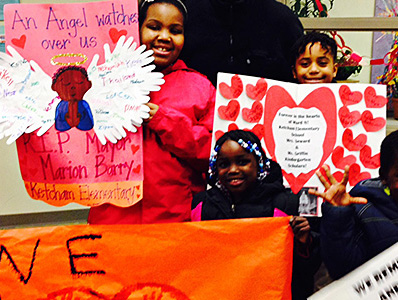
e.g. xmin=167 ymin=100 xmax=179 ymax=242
xmin=88 ymin=60 xmax=215 ymax=224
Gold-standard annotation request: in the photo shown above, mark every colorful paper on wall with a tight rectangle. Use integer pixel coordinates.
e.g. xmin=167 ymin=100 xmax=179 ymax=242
xmin=214 ymin=73 xmax=387 ymax=215
xmin=1 ymin=0 xmax=160 ymax=207
xmin=0 ymin=217 xmax=293 ymax=300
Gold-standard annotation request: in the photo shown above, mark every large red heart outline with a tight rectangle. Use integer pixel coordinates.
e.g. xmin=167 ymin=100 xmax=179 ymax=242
xmin=264 ymin=86 xmax=337 ymax=193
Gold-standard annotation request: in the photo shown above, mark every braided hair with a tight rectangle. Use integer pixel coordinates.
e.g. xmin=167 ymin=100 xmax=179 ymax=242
xmin=208 ymin=130 xmax=270 ymax=187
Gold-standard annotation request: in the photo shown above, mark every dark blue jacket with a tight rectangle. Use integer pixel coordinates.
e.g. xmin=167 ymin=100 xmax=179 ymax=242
xmin=192 ymin=161 xmax=321 ymax=300
xmin=321 ymin=178 xmax=398 ymax=279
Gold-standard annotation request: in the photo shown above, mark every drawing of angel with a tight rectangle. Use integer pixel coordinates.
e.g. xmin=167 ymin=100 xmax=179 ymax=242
xmin=0 ymin=35 xmax=164 ymax=145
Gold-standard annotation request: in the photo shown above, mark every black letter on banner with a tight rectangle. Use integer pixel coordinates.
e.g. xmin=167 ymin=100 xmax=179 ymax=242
xmin=0 ymin=239 xmax=40 ymax=284
xmin=66 ymin=234 xmax=105 ymax=276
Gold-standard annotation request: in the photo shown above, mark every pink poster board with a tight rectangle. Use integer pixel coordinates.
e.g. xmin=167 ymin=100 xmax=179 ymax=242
xmin=214 ymin=73 xmax=387 ymax=216
xmin=2 ymin=0 xmax=147 ymax=207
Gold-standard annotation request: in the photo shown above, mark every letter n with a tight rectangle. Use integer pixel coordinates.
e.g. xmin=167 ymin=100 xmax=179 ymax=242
xmin=0 ymin=239 xmax=40 ymax=284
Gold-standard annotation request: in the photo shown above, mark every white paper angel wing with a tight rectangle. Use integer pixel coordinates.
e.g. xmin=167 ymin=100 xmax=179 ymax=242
xmin=0 ymin=46 xmax=59 ymax=144
xmin=86 ymin=35 xmax=165 ymax=144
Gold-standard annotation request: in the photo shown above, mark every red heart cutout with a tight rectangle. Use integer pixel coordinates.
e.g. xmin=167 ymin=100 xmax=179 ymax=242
xmin=264 ymin=86 xmax=337 ymax=194
xmin=12 ymin=35 xmax=26 ymax=49
xmin=359 ymin=145 xmax=380 ymax=169
xmin=246 ymin=78 xmax=268 ymax=100
xmin=339 ymin=85 xmax=362 ymax=106
xmin=218 ymin=100 xmax=240 ymax=121
xmin=131 ymin=144 xmax=140 ymax=155
xmin=338 ymin=106 xmax=361 ymax=128
xmin=245 ymin=124 xmax=265 ymax=141
xmin=214 ymin=123 xmax=239 ymax=140
xmin=133 ymin=165 xmax=141 ymax=173
xmin=317 ymin=165 xmax=345 ymax=190
xmin=364 ymin=86 xmax=388 ymax=108
xmin=342 ymin=129 xmax=367 ymax=151
xmin=218 ymin=75 xmax=243 ymax=99
xmin=331 ymin=146 xmax=357 ymax=169
xmin=109 ymin=28 xmax=127 ymax=44
xmin=361 ymin=110 xmax=386 ymax=132
xmin=333 ymin=171 xmax=344 ymax=183
xmin=228 ymin=123 xmax=239 ymax=131
xmin=214 ymin=130 xmax=224 ymax=140
xmin=349 ymin=163 xmax=371 ymax=186
xmin=242 ymin=100 xmax=263 ymax=123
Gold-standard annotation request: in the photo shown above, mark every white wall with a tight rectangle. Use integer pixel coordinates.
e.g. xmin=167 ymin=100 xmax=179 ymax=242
xmin=0 ymin=139 xmax=86 ymax=215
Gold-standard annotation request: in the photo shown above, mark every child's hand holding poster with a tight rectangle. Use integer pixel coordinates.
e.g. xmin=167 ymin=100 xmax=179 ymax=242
xmin=214 ymin=73 xmax=387 ymax=215
xmin=0 ymin=0 xmax=164 ymax=207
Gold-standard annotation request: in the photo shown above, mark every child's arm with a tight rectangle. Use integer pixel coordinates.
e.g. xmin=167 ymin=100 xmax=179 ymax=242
xmin=146 ymin=80 xmax=215 ymax=170
xmin=310 ymin=165 xmax=371 ymax=279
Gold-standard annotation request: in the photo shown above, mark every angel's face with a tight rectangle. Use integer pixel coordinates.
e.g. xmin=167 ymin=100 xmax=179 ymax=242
xmin=140 ymin=3 xmax=184 ymax=71
xmin=52 ymin=70 xmax=92 ymax=102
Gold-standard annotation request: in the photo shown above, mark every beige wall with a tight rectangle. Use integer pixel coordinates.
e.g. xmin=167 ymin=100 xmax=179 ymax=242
xmin=328 ymin=0 xmax=376 ymax=84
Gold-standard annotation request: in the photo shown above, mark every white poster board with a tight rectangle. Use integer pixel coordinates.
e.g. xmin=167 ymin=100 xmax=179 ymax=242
xmin=213 ymin=73 xmax=387 ymax=215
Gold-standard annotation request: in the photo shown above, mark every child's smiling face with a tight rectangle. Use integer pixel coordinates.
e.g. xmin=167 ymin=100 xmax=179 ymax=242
xmin=293 ymin=42 xmax=337 ymax=84
xmin=216 ymin=140 xmax=258 ymax=200
xmin=140 ymin=3 xmax=184 ymax=71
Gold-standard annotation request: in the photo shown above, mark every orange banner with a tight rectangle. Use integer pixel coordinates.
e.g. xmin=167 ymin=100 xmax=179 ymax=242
xmin=0 ymin=217 xmax=293 ymax=300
